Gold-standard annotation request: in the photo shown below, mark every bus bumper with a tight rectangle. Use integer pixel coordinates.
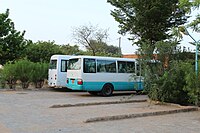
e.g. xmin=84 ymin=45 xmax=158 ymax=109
xmin=66 ymin=84 xmax=83 ymax=90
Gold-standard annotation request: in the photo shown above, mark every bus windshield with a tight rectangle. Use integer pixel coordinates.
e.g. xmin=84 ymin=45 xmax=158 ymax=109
xmin=68 ymin=58 xmax=81 ymax=70
xmin=49 ymin=59 xmax=57 ymax=69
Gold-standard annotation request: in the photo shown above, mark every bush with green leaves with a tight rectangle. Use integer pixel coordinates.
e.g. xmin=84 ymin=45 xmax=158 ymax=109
xmin=0 ymin=62 xmax=18 ymax=89
xmin=139 ymin=40 xmax=199 ymax=106
xmin=29 ymin=62 xmax=48 ymax=88
xmin=183 ymin=62 xmax=200 ymax=106
xmin=0 ymin=69 xmax=3 ymax=88
xmin=15 ymin=59 xmax=34 ymax=89
xmin=0 ymin=59 xmax=49 ymax=89
xmin=145 ymin=60 xmax=200 ymax=106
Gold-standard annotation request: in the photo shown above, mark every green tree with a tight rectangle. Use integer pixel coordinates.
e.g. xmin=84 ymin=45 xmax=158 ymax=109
xmin=189 ymin=14 xmax=200 ymax=32
xmin=60 ymin=44 xmax=80 ymax=55
xmin=86 ymin=40 xmax=121 ymax=56
xmin=108 ymin=0 xmax=200 ymax=105
xmin=187 ymin=0 xmax=200 ymax=32
xmin=107 ymin=0 xmax=188 ymax=53
xmin=0 ymin=9 xmax=28 ymax=65
xmin=25 ymin=41 xmax=62 ymax=63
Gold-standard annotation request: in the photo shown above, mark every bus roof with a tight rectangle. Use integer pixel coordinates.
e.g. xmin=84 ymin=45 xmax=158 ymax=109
xmin=68 ymin=55 xmax=136 ymax=62
xmin=50 ymin=55 xmax=72 ymax=59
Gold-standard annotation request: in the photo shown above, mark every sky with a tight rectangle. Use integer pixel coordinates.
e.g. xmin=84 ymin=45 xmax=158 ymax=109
xmin=0 ymin=0 xmax=198 ymax=54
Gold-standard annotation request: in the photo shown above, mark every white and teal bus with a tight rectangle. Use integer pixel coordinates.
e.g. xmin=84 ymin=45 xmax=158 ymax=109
xmin=48 ymin=55 xmax=71 ymax=88
xmin=66 ymin=55 xmax=143 ymax=96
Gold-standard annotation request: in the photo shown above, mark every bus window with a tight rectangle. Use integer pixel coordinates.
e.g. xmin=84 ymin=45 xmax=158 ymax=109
xmin=84 ymin=58 xmax=96 ymax=73
xmin=97 ymin=60 xmax=106 ymax=72
xmin=97 ymin=60 xmax=116 ymax=73
xmin=118 ymin=61 xmax=126 ymax=73
xmin=127 ymin=62 xmax=135 ymax=73
xmin=49 ymin=60 xmax=57 ymax=69
xmin=105 ymin=61 xmax=116 ymax=73
xmin=61 ymin=60 xmax=68 ymax=72
xmin=68 ymin=58 xmax=81 ymax=70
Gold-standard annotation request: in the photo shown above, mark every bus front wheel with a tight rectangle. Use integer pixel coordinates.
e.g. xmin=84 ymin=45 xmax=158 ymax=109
xmin=101 ymin=84 xmax=113 ymax=97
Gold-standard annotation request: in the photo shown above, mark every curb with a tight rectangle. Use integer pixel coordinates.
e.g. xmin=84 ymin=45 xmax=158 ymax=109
xmin=85 ymin=106 xmax=198 ymax=123
xmin=50 ymin=99 xmax=147 ymax=108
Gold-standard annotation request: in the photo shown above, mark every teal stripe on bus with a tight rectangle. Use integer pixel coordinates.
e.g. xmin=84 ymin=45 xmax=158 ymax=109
xmin=67 ymin=78 xmax=143 ymax=91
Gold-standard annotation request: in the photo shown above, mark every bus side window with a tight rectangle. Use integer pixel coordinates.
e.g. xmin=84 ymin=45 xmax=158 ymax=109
xmin=97 ymin=60 xmax=116 ymax=73
xmin=127 ymin=62 xmax=135 ymax=73
xmin=118 ymin=61 xmax=126 ymax=73
xmin=61 ymin=60 xmax=68 ymax=72
xmin=106 ymin=61 xmax=116 ymax=73
xmin=97 ymin=60 xmax=106 ymax=73
xmin=49 ymin=60 xmax=57 ymax=69
xmin=84 ymin=58 xmax=96 ymax=73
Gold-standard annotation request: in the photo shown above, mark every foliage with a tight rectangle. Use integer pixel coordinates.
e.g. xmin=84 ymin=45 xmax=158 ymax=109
xmin=178 ymin=0 xmax=200 ymax=32
xmin=190 ymin=0 xmax=200 ymax=32
xmin=0 ymin=60 xmax=49 ymax=89
xmin=189 ymin=14 xmax=200 ymax=32
xmin=107 ymin=0 xmax=188 ymax=48
xmin=29 ymin=62 xmax=48 ymax=88
xmin=183 ymin=62 xmax=200 ymax=106
xmin=0 ymin=62 xmax=18 ymax=89
xmin=0 ymin=68 xmax=4 ymax=88
xmin=142 ymin=39 xmax=200 ymax=106
xmin=72 ymin=24 xmax=110 ymax=56
xmin=25 ymin=41 xmax=62 ymax=63
xmin=60 ymin=44 xmax=80 ymax=55
xmin=14 ymin=59 xmax=34 ymax=89
xmin=84 ymin=40 xmax=121 ymax=57
xmin=145 ymin=61 xmax=190 ymax=105
xmin=0 ymin=9 xmax=28 ymax=65
xmin=108 ymin=0 xmax=200 ymax=106
xmin=143 ymin=41 xmax=199 ymax=106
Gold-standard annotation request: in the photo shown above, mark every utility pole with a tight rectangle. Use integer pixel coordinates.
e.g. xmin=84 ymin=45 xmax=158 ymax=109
xmin=118 ymin=37 xmax=122 ymax=56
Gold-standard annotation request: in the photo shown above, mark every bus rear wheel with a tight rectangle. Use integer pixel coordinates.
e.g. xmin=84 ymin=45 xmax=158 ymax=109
xmin=101 ymin=84 xmax=113 ymax=97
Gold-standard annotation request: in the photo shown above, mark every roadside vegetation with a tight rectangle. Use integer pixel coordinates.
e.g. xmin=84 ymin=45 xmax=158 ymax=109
xmin=0 ymin=59 xmax=48 ymax=89
xmin=108 ymin=0 xmax=200 ymax=106
xmin=0 ymin=0 xmax=200 ymax=106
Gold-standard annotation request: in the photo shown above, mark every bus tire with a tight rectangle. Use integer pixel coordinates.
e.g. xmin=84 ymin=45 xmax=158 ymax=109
xmin=88 ymin=91 xmax=99 ymax=96
xmin=101 ymin=84 xmax=113 ymax=97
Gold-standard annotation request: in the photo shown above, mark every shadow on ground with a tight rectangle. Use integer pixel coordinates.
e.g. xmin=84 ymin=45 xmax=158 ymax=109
xmin=50 ymin=87 xmax=83 ymax=92
xmin=76 ymin=91 xmax=146 ymax=97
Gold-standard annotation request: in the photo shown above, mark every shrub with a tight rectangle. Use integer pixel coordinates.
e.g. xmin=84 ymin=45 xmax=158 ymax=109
xmin=0 ymin=68 xmax=5 ymax=88
xmin=15 ymin=59 xmax=34 ymax=89
xmin=0 ymin=62 xmax=18 ymax=89
xmin=0 ymin=60 xmax=49 ymax=89
xmin=29 ymin=62 xmax=48 ymax=88
xmin=146 ymin=60 xmax=200 ymax=106
xmin=183 ymin=62 xmax=200 ymax=106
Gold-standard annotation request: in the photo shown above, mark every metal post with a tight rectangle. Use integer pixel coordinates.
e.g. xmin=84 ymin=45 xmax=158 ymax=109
xmin=187 ymin=31 xmax=198 ymax=77
xmin=195 ymin=42 xmax=198 ymax=77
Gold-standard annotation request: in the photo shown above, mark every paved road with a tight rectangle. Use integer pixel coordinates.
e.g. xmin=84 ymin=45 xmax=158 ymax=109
xmin=86 ymin=111 xmax=200 ymax=133
xmin=0 ymin=90 xmax=199 ymax=133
